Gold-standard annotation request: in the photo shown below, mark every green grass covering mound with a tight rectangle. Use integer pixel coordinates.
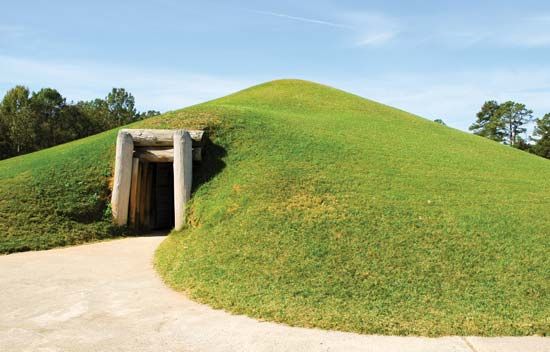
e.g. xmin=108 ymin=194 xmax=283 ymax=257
xmin=1 ymin=79 xmax=548 ymax=336
xmin=0 ymin=130 xmax=120 ymax=252
xmin=154 ymin=80 xmax=550 ymax=336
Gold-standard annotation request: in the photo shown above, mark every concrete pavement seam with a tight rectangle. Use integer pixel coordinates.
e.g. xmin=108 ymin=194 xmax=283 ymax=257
xmin=461 ymin=337 xmax=478 ymax=352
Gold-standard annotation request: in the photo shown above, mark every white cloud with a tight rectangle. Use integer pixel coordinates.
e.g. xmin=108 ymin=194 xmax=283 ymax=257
xmin=251 ymin=9 xmax=550 ymax=49
xmin=356 ymin=31 xmax=397 ymax=46
xmin=250 ymin=9 xmax=399 ymax=47
xmin=249 ymin=10 xmax=351 ymax=29
xmin=0 ymin=55 xmax=254 ymax=112
xmin=339 ymin=12 xmax=400 ymax=47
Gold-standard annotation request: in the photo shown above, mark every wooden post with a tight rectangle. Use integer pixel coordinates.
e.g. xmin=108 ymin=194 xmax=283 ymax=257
xmin=137 ymin=161 xmax=149 ymax=231
xmin=111 ymin=131 xmax=134 ymax=226
xmin=173 ymin=130 xmax=192 ymax=231
xmin=143 ymin=163 xmax=153 ymax=231
xmin=128 ymin=157 xmax=140 ymax=229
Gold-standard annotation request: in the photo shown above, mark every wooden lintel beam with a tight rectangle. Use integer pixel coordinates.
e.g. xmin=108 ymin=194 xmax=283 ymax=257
xmin=120 ymin=129 xmax=205 ymax=147
xmin=134 ymin=147 xmax=202 ymax=162
xmin=134 ymin=148 xmax=174 ymax=162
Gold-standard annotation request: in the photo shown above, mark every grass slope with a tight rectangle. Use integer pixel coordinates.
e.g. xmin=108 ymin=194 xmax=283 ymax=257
xmin=0 ymin=130 xmax=119 ymax=252
xmin=1 ymin=79 xmax=548 ymax=336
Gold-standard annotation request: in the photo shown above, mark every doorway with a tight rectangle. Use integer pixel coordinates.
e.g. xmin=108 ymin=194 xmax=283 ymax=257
xmin=151 ymin=163 xmax=174 ymax=230
xmin=112 ymin=129 xmax=201 ymax=231
xmin=130 ymin=161 xmax=175 ymax=232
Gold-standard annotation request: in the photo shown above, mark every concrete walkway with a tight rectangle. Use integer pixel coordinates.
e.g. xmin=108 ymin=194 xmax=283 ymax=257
xmin=0 ymin=236 xmax=547 ymax=352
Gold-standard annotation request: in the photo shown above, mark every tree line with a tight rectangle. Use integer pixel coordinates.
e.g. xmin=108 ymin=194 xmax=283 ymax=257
xmin=0 ymin=86 xmax=159 ymax=160
xmin=468 ymin=101 xmax=549 ymax=159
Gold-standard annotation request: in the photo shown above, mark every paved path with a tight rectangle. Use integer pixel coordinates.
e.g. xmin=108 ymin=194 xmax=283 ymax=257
xmin=0 ymin=236 xmax=547 ymax=352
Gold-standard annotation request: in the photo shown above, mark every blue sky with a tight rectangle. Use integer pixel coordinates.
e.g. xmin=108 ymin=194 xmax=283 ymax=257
xmin=1 ymin=0 xmax=550 ymax=131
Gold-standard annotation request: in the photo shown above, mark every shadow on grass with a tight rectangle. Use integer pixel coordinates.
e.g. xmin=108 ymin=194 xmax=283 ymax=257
xmin=129 ymin=135 xmax=227 ymax=236
xmin=192 ymin=136 xmax=227 ymax=193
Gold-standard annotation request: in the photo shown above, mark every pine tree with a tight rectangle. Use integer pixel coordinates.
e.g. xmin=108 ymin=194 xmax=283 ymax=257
xmin=532 ymin=113 xmax=550 ymax=159
xmin=469 ymin=101 xmax=505 ymax=142
xmin=498 ymin=101 xmax=533 ymax=147
xmin=470 ymin=100 xmax=533 ymax=147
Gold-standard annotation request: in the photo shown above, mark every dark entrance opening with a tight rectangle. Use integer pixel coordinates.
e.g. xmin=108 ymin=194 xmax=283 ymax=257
xmin=150 ymin=163 xmax=174 ymax=230
xmin=133 ymin=161 xmax=175 ymax=232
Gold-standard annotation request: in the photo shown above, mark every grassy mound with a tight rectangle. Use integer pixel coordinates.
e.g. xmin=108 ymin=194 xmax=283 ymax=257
xmin=1 ymin=79 xmax=548 ymax=336
xmin=0 ymin=130 xmax=119 ymax=252
xmin=154 ymin=80 xmax=550 ymax=336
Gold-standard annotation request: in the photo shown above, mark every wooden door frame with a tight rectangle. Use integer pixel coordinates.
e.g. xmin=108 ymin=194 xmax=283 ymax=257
xmin=111 ymin=129 xmax=202 ymax=231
